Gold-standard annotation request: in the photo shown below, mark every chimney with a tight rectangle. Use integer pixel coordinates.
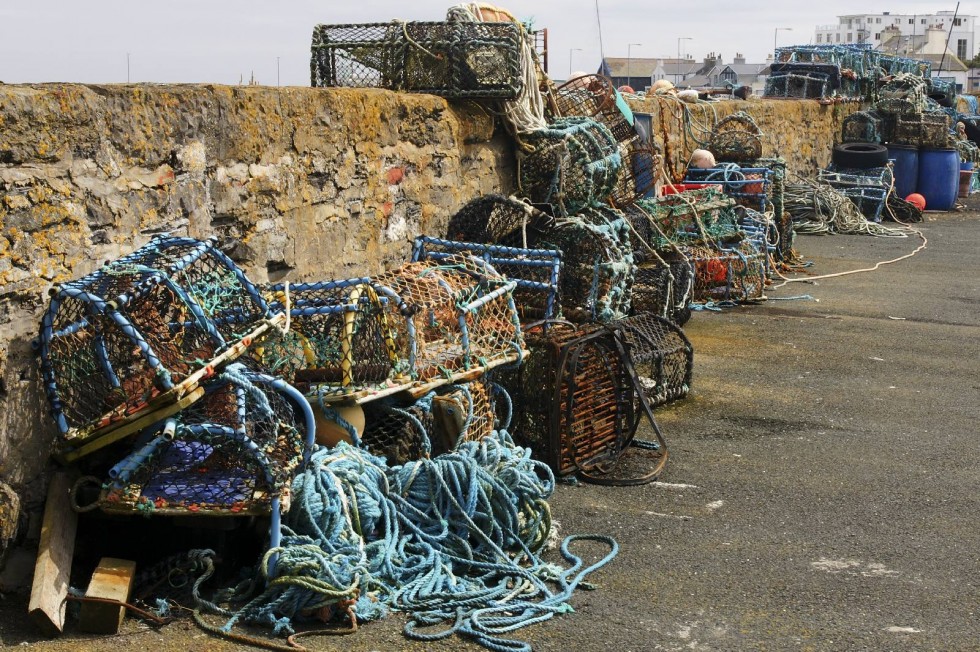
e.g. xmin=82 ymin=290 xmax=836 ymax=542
xmin=734 ymin=53 xmax=745 ymax=65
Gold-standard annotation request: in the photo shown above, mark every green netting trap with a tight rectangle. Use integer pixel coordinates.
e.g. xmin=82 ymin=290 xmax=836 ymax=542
xmin=310 ymin=21 xmax=524 ymax=99
xmin=38 ymin=236 xmax=280 ymax=452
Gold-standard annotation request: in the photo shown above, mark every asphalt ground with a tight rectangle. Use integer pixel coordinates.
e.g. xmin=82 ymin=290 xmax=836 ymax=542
xmin=2 ymin=208 xmax=978 ymax=651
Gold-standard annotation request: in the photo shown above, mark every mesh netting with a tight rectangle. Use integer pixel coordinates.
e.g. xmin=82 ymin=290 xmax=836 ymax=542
xmin=413 ymin=236 xmax=561 ymax=322
xmin=682 ymin=240 xmax=766 ymax=303
xmin=517 ymin=117 xmax=621 ymax=215
xmin=610 ymin=313 xmax=693 ymax=408
xmin=877 ymin=75 xmax=929 ymax=114
xmin=819 ymin=166 xmax=893 ymax=189
xmin=375 ymin=255 xmax=522 ymax=382
xmin=310 ymin=21 xmax=524 ymax=99
xmin=708 ymin=112 xmax=763 ymax=163
xmin=764 ymin=71 xmax=831 ymax=99
xmin=360 ymin=394 xmax=435 ymax=466
xmin=39 ymin=236 xmax=272 ymax=441
xmin=553 ymin=75 xmax=636 ymax=143
xmin=631 ymin=254 xmax=694 ymax=324
xmin=431 ymin=379 xmax=498 ymax=455
xmin=445 ymin=194 xmax=555 ymax=249
xmin=609 ymin=140 xmax=658 ymax=209
xmin=879 ymin=54 xmax=931 ymax=77
xmin=101 ymin=366 xmax=312 ymax=516
xmin=257 ymin=278 xmax=402 ymax=399
xmin=840 ymin=186 xmax=888 ymax=222
xmin=892 ymin=112 xmax=951 ymax=148
xmin=635 ymin=188 xmax=739 ymax=249
xmin=842 ymin=110 xmax=883 ymax=143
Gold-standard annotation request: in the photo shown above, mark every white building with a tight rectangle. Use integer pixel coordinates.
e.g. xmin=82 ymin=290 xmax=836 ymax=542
xmin=815 ymin=12 xmax=975 ymax=61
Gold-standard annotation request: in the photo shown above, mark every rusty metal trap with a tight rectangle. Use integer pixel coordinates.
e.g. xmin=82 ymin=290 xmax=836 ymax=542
xmin=375 ymin=254 xmax=524 ymax=386
xmin=445 ymin=194 xmax=556 ymax=250
xmin=517 ymin=116 xmax=622 ymax=216
xmin=413 ymin=236 xmax=561 ymax=322
xmin=631 ymin=252 xmax=694 ymax=325
xmin=38 ymin=236 xmax=283 ymax=460
xmin=98 ymin=363 xmax=315 ymax=518
xmin=553 ymin=74 xmax=637 ymax=143
xmin=310 ymin=21 xmax=524 ymax=99
xmin=499 ymin=321 xmax=668 ymax=485
xmin=611 ymin=313 xmax=693 ymax=408
xmin=258 ymin=278 xmax=405 ymax=401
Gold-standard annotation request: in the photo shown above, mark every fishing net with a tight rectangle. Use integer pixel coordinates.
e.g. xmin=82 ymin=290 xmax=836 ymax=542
xmin=413 ymin=236 xmax=562 ymax=322
xmin=708 ymin=112 xmax=763 ymax=163
xmin=892 ymin=112 xmax=951 ymax=148
xmin=635 ymin=188 xmax=740 ymax=249
xmin=877 ymin=74 xmax=929 ymax=114
xmin=257 ymin=278 xmax=403 ymax=400
xmin=553 ymin=74 xmax=636 ymax=143
xmin=100 ymin=365 xmax=313 ymax=516
xmin=445 ymin=194 xmax=555 ymax=249
xmin=839 ymin=186 xmax=889 ymax=222
xmin=683 ymin=164 xmax=772 ymax=214
xmin=608 ymin=313 xmax=693 ymax=408
xmin=517 ymin=116 xmax=621 ymax=216
xmin=842 ymin=110 xmax=883 ymax=143
xmin=764 ymin=71 xmax=832 ymax=100
xmin=609 ymin=140 xmax=659 ymax=209
xmin=631 ymin=253 xmax=694 ymax=324
xmin=375 ymin=255 xmax=523 ymax=382
xmin=39 ymin=236 xmax=274 ymax=444
xmin=360 ymin=393 xmax=436 ymax=466
xmin=431 ymin=379 xmax=499 ymax=455
xmin=879 ymin=54 xmax=931 ymax=77
xmin=683 ymin=240 xmax=767 ymax=303
xmin=310 ymin=21 xmax=524 ymax=99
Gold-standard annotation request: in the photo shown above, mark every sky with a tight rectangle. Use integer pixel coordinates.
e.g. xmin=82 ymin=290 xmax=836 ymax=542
xmin=0 ymin=1 xmax=970 ymax=85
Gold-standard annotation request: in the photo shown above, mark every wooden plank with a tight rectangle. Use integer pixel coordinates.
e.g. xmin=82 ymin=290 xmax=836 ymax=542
xmin=28 ymin=471 xmax=77 ymax=636
xmin=78 ymin=557 xmax=137 ymax=634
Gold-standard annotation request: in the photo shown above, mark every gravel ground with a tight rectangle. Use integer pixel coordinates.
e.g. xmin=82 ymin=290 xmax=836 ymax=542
xmin=2 ymin=208 xmax=978 ymax=652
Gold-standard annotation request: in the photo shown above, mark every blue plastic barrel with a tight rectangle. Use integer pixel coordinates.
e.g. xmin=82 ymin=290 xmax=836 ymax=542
xmin=917 ymin=148 xmax=960 ymax=211
xmin=887 ymin=144 xmax=919 ymax=199
xmin=960 ymin=160 xmax=974 ymax=171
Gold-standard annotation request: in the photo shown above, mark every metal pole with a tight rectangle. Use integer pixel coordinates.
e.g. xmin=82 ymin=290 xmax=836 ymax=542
xmin=569 ymin=48 xmax=582 ymax=78
xmin=676 ymin=38 xmax=691 ymax=84
xmin=277 ymin=57 xmax=281 ymax=87
xmin=627 ymin=43 xmax=641 ymax=89
xmin=774 ymin=28 xmax=792 ymax=55
xmin=126 ymin=53 xmax=130 ymax=83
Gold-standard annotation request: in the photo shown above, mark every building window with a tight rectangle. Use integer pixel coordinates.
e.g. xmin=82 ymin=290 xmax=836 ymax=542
xmin=847 ymin=32 xmax=852 ymax=41
xmin=876 ymin=17 xmax=881 ymax=24
xmin=954 ymin=18 xmax=962 ymax=26
xmin=921 ymin=19 xmax=926 ymax=24
xmin=958 ymin=39 xmax=968 ymax=60
xmin=908 ymin=19 xmax=913 ymax=24
xmin=836 ymin=33 xmax=841 ymax=43
xmin=816 ymin=33 xmax=823 ymax=43
xmin=875 ymin=33 xmax=881 ymax=40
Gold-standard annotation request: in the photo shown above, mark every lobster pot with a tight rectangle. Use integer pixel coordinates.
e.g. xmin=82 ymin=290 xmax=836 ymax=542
xmin=502 ymin=323 xmax=637 ymax=477
xmin=259 ymin=278 xmax=401 ymax=400
xmin=892 ymin=112 xmax=951 ymax=149
xmin=879 ymin=54 xmax=931 ymax=76
xmin=635 ymin=188 xmax=740 ymax=249
xmin=413 ymin=236 xmax=561 ymax=323
xmin=818 ymin=166 xmax=893 ymax=189
xmin=376 ymin=255 xmax=522 ymax=382
xmin=683 ymin=240 xmax=766 ymax=304
xmin=553 ymin=75 xmax=637 ymax=143
xmin=609 ymin=140 xmax=659 ymax=209
xmin=764 ymin=71 xmax=831 ymax=99
xmin=631 ymin=253 xmax=694 ymax=325
xmin=100 ymin=367 xmax=313 ymax=516
xmin=539 ymin=205 xmax=634 ymax=323
xmin=431 ymin=379 xmax=500 ymax=455
xmin=310 ymin=21 xmax=524 ymax=99
xmin=708 ymin=112 xmax=763 ymax=163
xmin=445 ymin=194 xmax=554 ymax=249
xmin=842 ymin=110 xmax=883 ymax=143
xmin=518 ymin=117 xmax=622 ymax=215
xmin=841 ymin=187 xmax=888 ymax=222
xmin=39 ymin=236 xmax=273 ymax=444
xmin=877 ymin=75 xmax=929 ymax=114
xmin=361 ymin=394 xmax=436 ymax=465
xmin=611 ymin=313 xmax=693 ymax=408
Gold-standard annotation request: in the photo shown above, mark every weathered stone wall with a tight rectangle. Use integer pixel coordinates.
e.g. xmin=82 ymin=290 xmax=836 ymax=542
xmin=0 ymin=83 xmax=858 ymax=549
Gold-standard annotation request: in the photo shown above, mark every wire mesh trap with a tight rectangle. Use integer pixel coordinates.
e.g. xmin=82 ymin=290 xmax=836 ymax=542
xmin=839 ymin=187 xmax=888 ymax=222
xmin=375 ymin=255 xmax=523 ymax=384
xmin=764 ymin=70 xmax=832 ymax=100
xmin=445 ymin=194 xmax=556 ymax=250
xmin=258 ymin=278 xmax=404 ymax=400
xmin=38 ymin=236 xmax=278 ymax=450
xmin=310 ymin=21 xmax=524 ymax=99
xmin=100 ymin=365 xmax=315 ymax=517
xmin=842 ymin=110 xmax=883 ymax=143
xmin=517 ymin=116 xmax=622 ymax=216
xmin=610 ymin=313 xmax=693 ymax=408
xmin=430 ymin=379 xmax=500 ymax=455
xmin=500 ymin=322 xmax=667 ymax=484
xmin=609 ymin=140 xmax=659 ymax=209
xmin=631 ymin=253 xmax=694 ymax=325
xmin=892 ymin=112 xmax=951 ymax=149
xmin=682 ymin=240 xmax=767 ymax=304
xmin=708 ymin=112 xmax=763 ymax=163
xmin=553 ymin=74 xmax=637 ymax=143
xmin=413 ymin=236 xmax=561 ymax=322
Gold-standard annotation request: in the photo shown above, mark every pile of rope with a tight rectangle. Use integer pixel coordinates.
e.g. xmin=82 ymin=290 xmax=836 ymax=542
xmin=784 ymin=177 xmax=909 ymax=237
xmin=191 ymin=430 xmax=617 ymax=652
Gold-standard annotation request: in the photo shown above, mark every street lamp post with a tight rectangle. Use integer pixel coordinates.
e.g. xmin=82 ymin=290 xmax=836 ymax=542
xmin=774 ymin=27 xmax=793 ymax=55
xmin=676 ymin=37 xmax=692 ymax=84
xmin=569 ymin=48 xmax=582 ymax=79
xmin=627 ymin=43 xmax=642 ymax=89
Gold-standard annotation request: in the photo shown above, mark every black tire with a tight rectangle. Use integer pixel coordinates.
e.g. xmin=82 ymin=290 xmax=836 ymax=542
xmin=832 ymin=143 xmax=889 ymax=169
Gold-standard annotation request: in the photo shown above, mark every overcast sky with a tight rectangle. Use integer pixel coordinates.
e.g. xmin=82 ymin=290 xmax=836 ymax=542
xmin=0 ymin=1 xmax=969 ymax=85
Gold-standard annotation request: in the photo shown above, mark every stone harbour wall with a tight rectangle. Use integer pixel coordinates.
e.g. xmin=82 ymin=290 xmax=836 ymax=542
xmin=0 ymin=83 xmax=857 ymax=554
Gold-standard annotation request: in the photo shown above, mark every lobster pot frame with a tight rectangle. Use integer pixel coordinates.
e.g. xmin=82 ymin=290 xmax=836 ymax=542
xmin=819 ymin=166 xmax=893 ymax=190
xmin=553 ymin=75 xmax=636 ymax=143
xmin=100 ymin=366 xmax=314 ymax=516
xmin=39 ymin=236 xmax=275 ymax=446
xmin=259 ymin=278 xmax=403 ymax=400
xmin=517 ymin=117 xmax=621 ymax=216
xmin=842 ymin=110 xmax=883 ymax=143
xmin=892 ymin=112 xmax=951 ymax=149
xmin=879 ymin=54 xmax=931 ymax=77
xmin=634 ymin=188 xmax=736 ymax=249
xmin=413 ymin=236 xmax=561 ymax=322
xmin=841 ymin=187 xmax=888 ymax=222
xmin=764 ymin=71 xmax=831 ymax=100
xmin=610 ymin=313 xmax=693 ymax=408
xmin=431 ymin=379 xmax=500 ymax=455
xmin=683 ymin=241 xmax=767 ymax=304
xmin=708 ymin=112 xmax=763 ymax=163
xmin=445 ymin=194 xmax=555 ymax=250
xmin=610 ymin=140 xmax=658 ymax=209
xmin=631 ymin=253 xmax=694 ymax=325
xmin=877 ymin=75 xmax=929 ymax=114
xmin=360 ymin=394 xmax=436 ymax=466
xmin=310 ymin=21 xmax=524 ymax=99
xmin=376 ymin=255 xmax=523 ymax=383
xmin=539 ymin=205 xmax=634 ymax=323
